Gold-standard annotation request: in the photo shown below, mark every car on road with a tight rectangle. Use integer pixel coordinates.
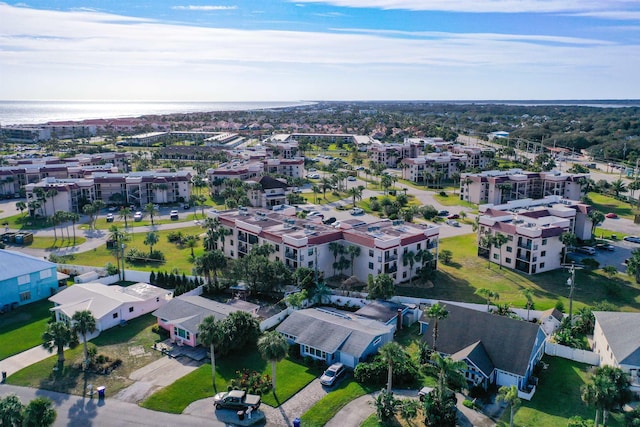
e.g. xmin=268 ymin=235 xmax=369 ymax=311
xmin=447 ymin=213 xmax=460 ymax=219
xmin=213 ymin=390 xmax=261 ymax=411
xmin=170 ymin=210 xmax=179 ymax=220
xmin=308 ymin=211 xmax=323 ymax=218
xmin=624 ymin=236 xmax=640 ymax=244
xmin=133 ymin=211 xmax=143 ymax=222
xmin=418 ymin=387 xmax=434 ymax=402
xmin=596 ymin=243 xmax=614 ymax=251
xmin=320 ymin=363 xmax=346 ymax=387
xmin=576 ymin=246 xmax=596 ymax=255
xmin=446 ymin=219 xmax=460 ymax=227
xmin=308 ymin=168 xmax=317 ymax=172
xmin=605 ymin=213 xmax=618 ymax=219
xmin=322 ymin=216 xmax=337 ymax=225
xmin=437 ymin=210 xmax=449 ymax=217
xmin=347 ymin=176 xmax=357 ymax=181
xmin=350 ymin=207 xmax=364 ymax=215
xmin=306 ymin=173 xmax=320 ymax=179
xmin=183 ymin=203 xmax=190 ymax=210
xmin=106 ymin=213 xmax=114 ymax=222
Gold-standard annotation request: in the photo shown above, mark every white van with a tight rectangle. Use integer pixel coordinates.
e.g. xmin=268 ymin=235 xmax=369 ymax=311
xmin=576 ymin=246 xmax=596 ymax=255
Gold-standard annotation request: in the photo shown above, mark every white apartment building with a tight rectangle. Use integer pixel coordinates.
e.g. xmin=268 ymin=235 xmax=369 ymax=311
xmin=401 ymin=152 xmax=467 ymax=182
xmin=368 ymin=143 xmax=422 ymax=167
xmin=476 ymin=196 xmax=593 ymax=274
xmin=460 ymin=169 xmax=588 ymax=205
xmin=212 ymin=207 xmax=440 ymax=285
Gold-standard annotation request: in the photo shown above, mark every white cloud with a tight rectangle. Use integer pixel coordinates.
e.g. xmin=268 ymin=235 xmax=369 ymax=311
xmin=0 ymin=3 xmax=638 ymax=100
xmin=289 ymin=0 xmax=638 ymax=15
xmin=172 ymin=5 xmax=238 ymax=11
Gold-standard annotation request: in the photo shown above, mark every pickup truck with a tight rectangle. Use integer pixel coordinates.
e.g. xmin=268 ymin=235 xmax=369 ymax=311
xmin=213 ymin=390 xmax=261 ymax=411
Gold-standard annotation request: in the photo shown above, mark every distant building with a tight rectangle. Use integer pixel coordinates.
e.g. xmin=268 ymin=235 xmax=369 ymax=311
xmin=0 ymin=250 xmax=64 ymax=308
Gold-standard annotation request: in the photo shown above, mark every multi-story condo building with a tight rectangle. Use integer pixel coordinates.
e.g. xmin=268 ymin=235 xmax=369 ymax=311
xmin=476 ymin=196 xmax=593 ymax=274
xmin=25 ymin=170 xmax=192 ymax=214
xmin=460 ymin=169 xmax=588 ymax=205
xmin=6 ymin=152 xmax=131 ymax=172
xmin=401 ymin=152 xmax=468 ymax=182
xmin=212 ymin=207 xmax=440 ymax=285
xmin=449 ymin=145 xmax=495 ymax=170
xmin=368 ymin=143 xmax=422 ymax=167
xmin=246 ymin=176 xmax=292 ymax=208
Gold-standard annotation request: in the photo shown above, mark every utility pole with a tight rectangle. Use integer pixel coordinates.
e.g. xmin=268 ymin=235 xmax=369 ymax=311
xmin=563 ymin=262 xmax=583 ymax=323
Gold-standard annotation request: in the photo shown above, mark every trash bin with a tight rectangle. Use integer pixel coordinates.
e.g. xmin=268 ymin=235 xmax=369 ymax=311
xmin=237 ymin=410 xmax=245 ymax=420
xmin=97 ymin=386 xmax=106 ymax=399
xmin=1 ymin=371 xmax=6 ymax=383
xmin=293 ymin=417 xmax=301 ymax=427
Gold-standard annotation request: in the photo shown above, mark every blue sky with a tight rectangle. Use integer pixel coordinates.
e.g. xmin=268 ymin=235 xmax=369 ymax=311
xmin=1 ymin=0 xmax=639 ymax=101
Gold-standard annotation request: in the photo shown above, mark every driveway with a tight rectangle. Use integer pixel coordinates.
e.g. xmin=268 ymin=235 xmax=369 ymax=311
xmin=115 ymin=355 xmax=202 ymax=403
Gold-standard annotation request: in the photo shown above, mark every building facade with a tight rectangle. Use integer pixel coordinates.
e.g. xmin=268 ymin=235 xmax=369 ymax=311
xmin=0 ymin=250 xmax=62 ymax=308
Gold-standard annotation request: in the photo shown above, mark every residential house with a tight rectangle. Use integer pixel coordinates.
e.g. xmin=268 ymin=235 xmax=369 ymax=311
xmin=592 ymin=311 xmax=640 ymax=392
xmin=539 ymin=308 xmax=564 ymax=336
xmin=354 ymin=300 xmax=417 ymax=333
xmin=0 ymin=250 xmax=64 ymax=308
xmin=49 ymin=282 xmax=172 ymax=332
xmin=276 ymin=307 xmax=394 ymax=368
xmin=246 ymin=176 xmax=292 ymax=208
xmin=152 ymin=295 xmax=258 ymax=347
xmin=420 ymin=304 xmax=546 ymax=400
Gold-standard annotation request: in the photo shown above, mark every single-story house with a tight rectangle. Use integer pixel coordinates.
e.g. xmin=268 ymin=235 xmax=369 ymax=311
xmin=152 ymin=295 xmax=258 ymax=347
xmin=592 ymin=311 xmax=640 ymax=392
xmin=354 ymin=300 xmax=418 ymax=333
xmin=420 ymin=303 xmax=546 ymax=400
xmin=50 ymin=282 xmax=172 ymax=333
xmin=0 ymin=250 xmax=65 ymax=309
xmin=276 ymin=307 xmax=394 ymax=369
xmin=539 ymin=307 xmax=564 ymax=336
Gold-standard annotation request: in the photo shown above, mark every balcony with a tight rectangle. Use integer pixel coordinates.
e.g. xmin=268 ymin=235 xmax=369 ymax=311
xmin=518 ymin=241 xmax=532 ymax=250
xmin=384 ymin=263 xmax=398 ymax=274
xmin=238 ymin=234 xmax=247 ymax=242
xmin=384 ymin=253 xmax=398 ymax=262
xmin=285 ymin=250 xmax=297 ymax=260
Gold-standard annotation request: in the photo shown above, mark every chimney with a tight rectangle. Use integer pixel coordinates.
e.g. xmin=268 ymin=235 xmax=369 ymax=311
xmin=396 ymin=308 xmax=403 ymax=331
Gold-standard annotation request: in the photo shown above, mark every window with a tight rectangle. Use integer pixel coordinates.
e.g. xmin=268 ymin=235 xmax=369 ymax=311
xmin=417 ymin=243 xmax=421 ymax=250
xmin=369 ymin=249 xmax=374 ymax=257
xmin=308 ymin=261 xmax=313 ymax=268
xmin=402 ymin=272 xmax=407 ymax=278
xmin=506 ymin=257 xmax=512 ymax=264
xmin=541 ymin=251 xmax=546 ymax=257
xmin=129 ymin=307 xmax=134 ymax=313
xmin=230 ymin=240 xmax=234 ymax=246
xmin=540 ymin=263 xmax=545 ymax=269
xmin=493 ymin=254 xmax=498 ymax=260
xmin=542 ymin=239 xmax=547 ymax=245
xmin=113 ymin=313 xmax=118 ymax=319
xmin=173 ymin=327 xmax=191 ymax=340
xmin=40 ymin=269 xmax=52 ymax=279
xmin=369 ymin=262 xmax=374 ymax=269
xmin=506 ymin=246 xmax=513 ymax=253
xmin=230 ymin=250 xmax=234 ymax=257
xmin=19 ymin=291 xmax=31 ymax=302
xmin=308 ymin=248 xmax=314 ymax=256
xmin=17 ymin=275 xmax=30 ymax=285
xmin=507 ymin=235 xmax=514 ymax=241
xmin=275 ymin=244 xmax=280 ymax=252
xmin=373 ymin=337 xmax=382 ymax=346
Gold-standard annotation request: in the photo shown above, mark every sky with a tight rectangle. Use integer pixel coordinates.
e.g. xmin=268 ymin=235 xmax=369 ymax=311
xmin=1 ymin=0 xmax=640 ymax=101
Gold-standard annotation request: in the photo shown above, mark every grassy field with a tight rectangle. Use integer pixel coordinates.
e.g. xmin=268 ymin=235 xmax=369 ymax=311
xmin=588 ymin=192 xmax=638 ymax=219
xmin=433 ymin=191 xmax=477 ymax=209
xmin=7 ymin=314 xmax=165 ymax=396
xmin=1 ymin=214 xmax=52 ymax=230
xmin=141 ymin=347 xmax=320 ymax=413
xmin=0 ymin=299 xmax=53 ymax=360
xmin=84 ymin=213 xmax=203 ymax=231
xmin=23 ymin=236 xmax=87 ymax=249
xmin=57 ymin=226 xmax=205 ymax=274
xmin=498 ymin=356 xmax=624 ymax=427
xmin=397 ymin=233 xmax=640 ymax=312
xmin=300 ymin=380 xmax=373 ymax=427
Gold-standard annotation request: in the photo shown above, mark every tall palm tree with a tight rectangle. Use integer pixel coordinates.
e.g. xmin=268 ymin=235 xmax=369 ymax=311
xmin=144 ymin=203 xmax=158 ymax=226
xmin=72 ymin=310 xmax=97 ymax=369
xmin=328 ymin=241 xmax=344 ymax=277
xmin=194 ymin=250 xmax=227 ymax=291
xmin=378 ymin=342 xmax=405 ymax=393
xmin=498 ymin=385 xmax=521 ymax=427
xmin=346 ymin=245 xmax=361 ymax=276
xmin=68 ymin=212 xmax=80 ymax=244
xmin=560 ymin=232 xmax=577 ymax=264
xmin=430 ymin=352 xmax=467 ymax=404
xmin=185 ymin=235 xmax=198 ymax=258
xmin=42 ymin=321 xmax=75 ymax=369
xmin=475 ymin=288 xmax=499 ymax=312
xmin=493 ymin=232 xmax=509 ymax=269
xmin=320 ymin=177 xmax=332 ymax=199
xmin=589 ymin=210 xmax=605 ymax=238
xmin=198 ymin=315 xmax=224 ymax=392
xmin=427 ymin=303 xmax=448 ymax=352
xmin=402 ymin=250 xmax=416 ymax=284
xmin=15 ymin=201 xmax=27 ymax=217
xmin=521 ymin=289 xmax=534 ymax=321
xmin=23 ymin=397 xmax=57 ymax=427
xmin=119 ymin=207 xmax=133 ymax=229
xmin=258 ymin=331 xmax=289 ymax=393
xmin=311 ymin=185 xmax=320 ymax=204
xmin=144 ymin=231 xmax=159 ymax=256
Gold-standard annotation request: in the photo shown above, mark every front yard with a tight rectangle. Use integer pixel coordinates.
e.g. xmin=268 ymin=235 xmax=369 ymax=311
xmin=0 ymin=299 xmax=53 ymax=360
xmin=6 ymin=314 xmax=165 ymax=396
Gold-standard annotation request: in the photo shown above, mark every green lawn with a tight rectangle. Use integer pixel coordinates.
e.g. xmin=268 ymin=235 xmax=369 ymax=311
xmin=588 ymin=192 xmax=638 ymax=219
xmin=0 ymin=299 xmax=53 ymax=360
xmin=56 ymin=226 xmax=205 ymax=274
xmin=433 ymin=191 xmax=477 ymax=209
xmin=7 ymin=314 xmax=164 ymax=396
xmin=300 ymin=380 xmax=373 ymax=427
xmin=1 ymin=214 xmax=52 ymax=230
xmin=84 ymin=213 xmax=203 ymax=231
xmin=141 ymin=349 xmax=320 ymax=413
xmin=23 ymin=236 xmax=87 ymax=249
xmin=499 ymin=356 xmax=624 ymax=427
xmin=397 ymin=233 xmax=640 ymax=312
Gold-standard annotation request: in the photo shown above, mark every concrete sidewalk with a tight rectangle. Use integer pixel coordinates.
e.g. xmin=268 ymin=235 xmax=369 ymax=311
xmin=0 ymin=346 xmax=55 ymax=378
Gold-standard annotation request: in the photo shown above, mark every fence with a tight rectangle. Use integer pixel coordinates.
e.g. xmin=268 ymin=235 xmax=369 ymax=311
xmin=545 ymin=342 xmax=600 ymax=366
xmin=260 ymin=307 xmax=293 ymax=331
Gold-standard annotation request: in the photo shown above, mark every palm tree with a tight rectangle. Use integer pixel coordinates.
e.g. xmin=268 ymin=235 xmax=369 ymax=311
xmin=42 ymin=321 xmax=75 ymax=369
xmin=475 ymin=288 xmax=499 ymax=312
xmin=144 ymin=231 xmax=159 ymax=256
xmin=258 ymin=331 xmax=289 ymax=393
xmin=328 ymin=241 xmax=344 ymax=277
xmin=198 ymin=315 xmax=224 ymax=392
xmin=72 ymin=310 xmax=97 ymax=370
xmin=311 ymin=185 xmax=320 ymax=204
xmin=0 ymin=394 xmax=25 ymax=427
xmin=402 ymin=250 xmax=416 ymax=284
xmin=589 ymin=210 xmax=605 ymax=238
xmin=378 ymin=342 xmax=405 ymax=393
xmin=430 ymin=352 xmax=467 ymax=404
xmin=185 ymin=235 xmax=198 ymax=258
xmin=119 ymin=207 xmax=133 ymax=229
xmin=427 ymin=303 xmax=448 ymax=352
xmin=15 ymin=201 xmax=27 ymax=217
xmin=493 ymin=232 xmax=509 ymax=269
xmin=610 ymin=179 xmax=627 ymax=198
xmin=144 ymin=203 xmax=158 ymax=226
xmin=346 ymin=245 xmax=361 ymax=276
xmin=348 ymin=185 xmax=364 ymax=207
xmin=521 ymin=289 xmax=534 ymax=321
xmin=23 ymin=397 xmax=57 ymax=427
xmin=194 ymin=250 xmax=227 ymax=290
xmin=498 ymin=385 xmax=521 ymax=427
xmin=46 ymin=188 xmax=58 ymax=220
xmin=626 ymin=248 xmax=640 ymax=283
xmin=320 ymin=177 xmax=332 ymax=199
xmin=560 ymin=232 xmax=577 ymax=264
xmin=69 ymin=212 xmax=80 ymax=244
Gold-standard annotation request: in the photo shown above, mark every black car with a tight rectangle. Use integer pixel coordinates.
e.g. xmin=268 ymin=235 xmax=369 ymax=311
xmin=437 ymin=210 xmax=449 ymax=217
xmin=323 ymin=217 xmax=337 ymax=225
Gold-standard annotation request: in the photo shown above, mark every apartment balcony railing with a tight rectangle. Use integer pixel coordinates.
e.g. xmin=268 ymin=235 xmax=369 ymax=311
xmin=238 ymin=234 xmax=247 ymax=242
xmin=384 ymin=253 xmax=398 ymax=262
xmin=518 ymin=242 xmax=532 ymax=250
xmin=285 ymin=250 xmax=297 ymax=260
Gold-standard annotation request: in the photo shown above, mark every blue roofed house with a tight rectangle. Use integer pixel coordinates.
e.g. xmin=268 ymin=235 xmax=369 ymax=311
xmin=420 ymin=303 xmax=546 ymax=400
xmin=276 ymin=307 xmax=394 ymax=369
xmin=0 ymin=250 xmax=63 ymax=310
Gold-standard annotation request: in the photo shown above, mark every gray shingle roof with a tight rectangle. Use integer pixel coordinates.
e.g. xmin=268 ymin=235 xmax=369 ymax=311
xmin=277 ymin=308 xmax=392 ymax=358
xmin=152 ymin=296 xmax=246 ymax=333
xmin=450 ymin=341 xmax=495 ymax=378
xmin=355 ymin=300 xmax=405 ymax=324
xmin=422 ymin=304 xmax=541 ymax=377
xmin=594 ymin=311 xmax=640 ymax=366
xmin=0 ymin=250 xmax=56 ymax=282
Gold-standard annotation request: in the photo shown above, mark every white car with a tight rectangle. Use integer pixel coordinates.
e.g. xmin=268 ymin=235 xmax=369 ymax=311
xmin=307 ymin=211 xmax=323 ymax=218
xmin=350 ymin=207 xmax=364 ymax=215
xmin=347 ymin=176 xmax=357 ymax=181
xmin=320 ymin=363 xmax=346 ymax=387
xmin=170 ymin=210 xmax=179 ymax=220
xmin=133 ymin=211 xmax=143 ymax=221
xmin=306 ymin=173 xmax=320 ymax=179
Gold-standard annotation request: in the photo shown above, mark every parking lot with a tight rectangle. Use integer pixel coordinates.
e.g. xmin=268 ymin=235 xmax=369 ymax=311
xmin=570 ymin=239 xmax=638 ymax=272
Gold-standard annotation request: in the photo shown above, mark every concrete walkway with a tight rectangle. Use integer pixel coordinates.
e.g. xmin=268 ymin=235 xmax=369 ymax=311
xmin=0 ymin=346 xmax=57 ymax=378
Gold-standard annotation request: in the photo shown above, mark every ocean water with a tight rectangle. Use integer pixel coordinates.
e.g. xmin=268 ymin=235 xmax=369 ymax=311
xmin=0 ymin=100 xmax=314 ymax=126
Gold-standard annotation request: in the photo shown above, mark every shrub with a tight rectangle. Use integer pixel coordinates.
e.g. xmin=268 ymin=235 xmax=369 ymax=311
xmin=439 ymin=191 xmax=447 ymax=197
xmin=230 ymin=369 xmax=272 ymax=395
xmin=354 ymin=357 xmax=419 ymax=388
xmin=166 ymin=231 xmax=184 ymax=243
xmin=104 ymin=262 xmax=119 ymax=276
xmin=462 ymin=399 xmax=476 ymax=409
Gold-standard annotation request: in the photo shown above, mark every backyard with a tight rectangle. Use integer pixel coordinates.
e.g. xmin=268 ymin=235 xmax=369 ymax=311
xmin=0 ymin=299 xmax=53 ymax=360
xmin=6 ymin=314 xmax=165 ymax=396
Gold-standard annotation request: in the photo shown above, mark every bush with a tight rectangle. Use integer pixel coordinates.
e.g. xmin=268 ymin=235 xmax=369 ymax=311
xmin=462 ymin=399 xmax=477 ymax=409
xmin=104 ymin=262 xmax=119 ymax=276
xmin=230 ymin=369 xmax=272 ymax=395
xmin=354 ymin=357 xmax=419 ymax=388
xmin=166 ymin=231 xmax=184 ymax=243
xmin=439 ymin=191 xmax=447 ymax=197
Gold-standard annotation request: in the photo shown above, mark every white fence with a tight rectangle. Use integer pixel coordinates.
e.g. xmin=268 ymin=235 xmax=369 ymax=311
xmin=260 ymin=307 xmax=293 ymax=331
xmin=545 ymin=342 xmax=600 ymax=366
